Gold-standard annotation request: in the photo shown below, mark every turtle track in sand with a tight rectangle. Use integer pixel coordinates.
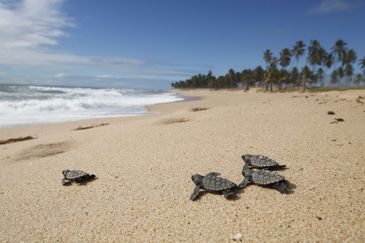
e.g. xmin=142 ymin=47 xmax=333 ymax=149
xmin=14 ymin=140 xmax=75 ymax=161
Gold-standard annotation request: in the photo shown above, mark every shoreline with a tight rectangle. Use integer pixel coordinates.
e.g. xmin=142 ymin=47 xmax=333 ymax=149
xmin=0 ymin=86 xmax=188 ymax=130
xmin=1 ymin=89 xmax=364 ymax=241
xmin=0 ymin=89 xmax=199 ymax=132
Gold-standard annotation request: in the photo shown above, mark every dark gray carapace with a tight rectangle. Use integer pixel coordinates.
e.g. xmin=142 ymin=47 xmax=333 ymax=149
xmin=62 ymin=169 xmax=96 ymax=186
xmin=242 ymin=154 xmax=286 ymax=170
xmin=190 ymin=172 xmax=244 ymax=201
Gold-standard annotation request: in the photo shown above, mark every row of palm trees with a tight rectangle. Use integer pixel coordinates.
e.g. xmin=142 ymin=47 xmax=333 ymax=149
xmin=172 ymin=39 xmax=365 ymax=91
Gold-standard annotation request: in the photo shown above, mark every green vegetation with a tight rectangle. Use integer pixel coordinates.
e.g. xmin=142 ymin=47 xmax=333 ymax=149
xmin=171 ymin=39 xmax=365 ymax=91
xmin=309 ymin=86 xmax=365 ymax=92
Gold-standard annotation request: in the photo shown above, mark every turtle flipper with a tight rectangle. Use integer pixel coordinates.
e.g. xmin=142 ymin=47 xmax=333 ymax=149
xmin=242 ymin=163 xmax=251 ymax=177
xmin=190 ymin=186 xmax=201 ymax=201
xmin=74 ymin=174 xmax=96 ymax=183
xmin=238 ymin=177 xmax=251 ymax=189
xmin=271 ymin=180 xmax=291 ymax=194
xmin=206 ymin=172 xmax=221 ymax=177
xmin=270 ymin=164 xmax=287 ymax=170
xmin=223 ymin=189 xmax=236 ymax=199
xmin=62 ymin=178 xmax=72 ymax=186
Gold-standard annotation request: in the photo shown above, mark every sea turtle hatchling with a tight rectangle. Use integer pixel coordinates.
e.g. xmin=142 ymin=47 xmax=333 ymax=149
xmin=190 ymin=172 xmax=243 ymax=201
xmin=242 ymin=154 xmax=286 ymax=170
xmin=62 ymin=169 xmax=96 ymax=186
xmin=239 ymin=164 xmax=292 ymax=193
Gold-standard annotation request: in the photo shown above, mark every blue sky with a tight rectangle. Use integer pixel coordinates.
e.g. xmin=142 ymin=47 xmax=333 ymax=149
xmin=0 ymin=0 xmax=364 ymax=89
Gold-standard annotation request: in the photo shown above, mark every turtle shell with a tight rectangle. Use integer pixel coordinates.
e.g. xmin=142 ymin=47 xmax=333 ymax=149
xmin=202 ymin=172 xmax=237 ymax=191
xmin=246 ymin=155 xmax=284 ymax=168
xmin=252 ymin=170 xmax=284 ymax=185
xmin=64 ymin=170 xmax=90 ymax=180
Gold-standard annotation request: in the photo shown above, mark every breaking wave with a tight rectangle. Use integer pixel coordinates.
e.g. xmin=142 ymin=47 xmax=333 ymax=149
xmin=0 ymin=85 xmax=183 ymax=127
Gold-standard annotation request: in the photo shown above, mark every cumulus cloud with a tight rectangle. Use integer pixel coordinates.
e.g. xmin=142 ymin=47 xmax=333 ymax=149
xmin=0 ymin=0 xmax=195 ymax=83
xmin=309 ymin=0 xmax=353 ymax=14
xmin=0 ymin=0 xmax=72 ymax=49
xmin=0 ymin=0 xmax=146 ymax=67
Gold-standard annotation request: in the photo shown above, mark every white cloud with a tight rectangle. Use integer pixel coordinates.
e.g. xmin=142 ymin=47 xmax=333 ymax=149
xmin=0 ymin=0 xmax=146 ymax=68
xmin=0 ymin=0 xmax=195 ymax=82
xmin=0 ymin=0 xmax=72 ymax=49
xmin=309 ymin=0 xmax=353 ymax=14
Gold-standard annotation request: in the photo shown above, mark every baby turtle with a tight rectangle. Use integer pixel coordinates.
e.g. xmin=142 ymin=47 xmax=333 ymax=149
xmin=62 ymin=169 xmax=96 ymax=186
xmin=242 ymin=154 xmax=286 ymax=170
xmin=190 ymin=172 xmax=243 ymax=201
xmin=240 ymin=164 xmax=291 ymax=193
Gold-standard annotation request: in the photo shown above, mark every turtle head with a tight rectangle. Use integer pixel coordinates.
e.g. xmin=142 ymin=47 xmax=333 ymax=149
xmin=62 ymin=170 xmax=70 ymax=176
xmin=242 ymin=154 xmax=251 ymax=163
xmin=242 ymin=163 xmax=253 ymax=177
xmin=191 ymin=174 xmax=203 ymax=186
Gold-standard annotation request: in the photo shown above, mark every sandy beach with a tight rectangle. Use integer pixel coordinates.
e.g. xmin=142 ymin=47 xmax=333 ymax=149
xmin=0 ymin=89 xmax=364 ymax=242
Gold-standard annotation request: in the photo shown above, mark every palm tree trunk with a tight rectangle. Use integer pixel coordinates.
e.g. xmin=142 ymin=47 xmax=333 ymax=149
xmin=245 ymin=81 xmax=249 ymax=91
xmin=269 ymin=80 xmax=273 ymax=92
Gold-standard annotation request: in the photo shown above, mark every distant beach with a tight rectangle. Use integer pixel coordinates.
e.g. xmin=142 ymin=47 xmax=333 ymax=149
xmin=1 ymin=89 xmax=364 ymax=242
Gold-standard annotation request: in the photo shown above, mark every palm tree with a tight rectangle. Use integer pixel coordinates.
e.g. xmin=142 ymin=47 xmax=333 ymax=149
xmin=337 ymin=67 xmax=344 ymax=85
xmin=331 ymin=39 xmax=347 ymax=84
xmin=360 ymin=57 xmax=365 ymax=75
xmin=290 ymin=67 xmax=300 ymax=86
xmin=263 ymin=70 xmax=270 ymax=91
xmin=353 ymin=74 xmax=363 ymax=86
xmin=225 ymin=68 xmax=238 ymax=88
xmin=331 ymin=70 xmax=338 ymax=84
xmin=301 ymin=65 xmax=312 ymax=90
xmin=292 ymin=41 xmax=306 ymax=68
xmin=269 ymin=57 xmax=278 ymax=91
xmin=263 ymin=66 xmax=278 ymax=92
xmin=324 ymin=52 xmax=334 ymax=75
xmin=307 ymin=40 xmax=324 ymax=80
xmin=241 ymin=69 xmax=253 ymax=91
xmin=344 ymin=49 xmax=357 ymax=63
xmin=253 ymin=66 xmax=264 ymax=85
xmin=324 ymin=52 xmax=334 ymax=69
xmin=343 ymin=49 xmax=357 ymax=84
xmin=263 ymin=49 xmax=275 ymax=91
xmin=279 ymin=48 xmax=292 ymax=90
xmin=264 ymin=49 xmax=273 ymax=66
xmin=344 ymin=64 xmax=354 ymax=83
xmin=332 ymin=39 xmax=347 ymax=64
xmin=280 ymin=48 xmax=292 ymax=68
xmin=322 ymin=52 xmax=334 ymax=86
xmin=316 ymin=68 xmax=325 ymax=86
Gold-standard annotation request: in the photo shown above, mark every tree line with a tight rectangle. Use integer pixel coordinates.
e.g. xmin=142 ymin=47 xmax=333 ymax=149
xmin=171 ymin=39 xmax=365 ymax=91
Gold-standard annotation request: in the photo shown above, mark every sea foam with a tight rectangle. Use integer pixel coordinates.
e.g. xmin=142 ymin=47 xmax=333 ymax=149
xmin=0 ymin=85 xmax=183 ymax=127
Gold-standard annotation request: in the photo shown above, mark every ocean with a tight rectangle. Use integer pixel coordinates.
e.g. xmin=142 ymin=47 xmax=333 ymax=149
xmin=0 ymin=84 xmax=183 ymax=127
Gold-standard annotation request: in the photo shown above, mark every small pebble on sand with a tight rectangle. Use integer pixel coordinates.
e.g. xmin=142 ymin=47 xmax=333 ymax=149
xmin=233 ymin=233 xmax=242 ymax=241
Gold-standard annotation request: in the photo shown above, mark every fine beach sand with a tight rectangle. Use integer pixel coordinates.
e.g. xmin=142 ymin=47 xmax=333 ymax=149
xmin=0 ymin=89 xmax=365 ymax=242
